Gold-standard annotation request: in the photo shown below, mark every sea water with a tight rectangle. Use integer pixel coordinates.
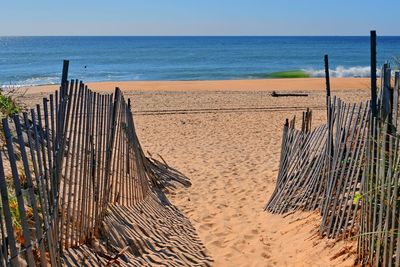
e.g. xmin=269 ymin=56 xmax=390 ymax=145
xmin=0 ymin=36 xmax=399 ymax=87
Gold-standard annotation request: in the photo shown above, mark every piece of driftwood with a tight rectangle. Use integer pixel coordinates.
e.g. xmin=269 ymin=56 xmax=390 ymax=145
xmin=271 ymin=91 xmax=309 ymax=97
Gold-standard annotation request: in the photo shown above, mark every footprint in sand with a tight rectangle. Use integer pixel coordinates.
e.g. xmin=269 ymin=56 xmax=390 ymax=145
xmin=261 ymin=252 xmax=271 ymax=259
xmin=199 ymin=222 xmax=214 ymax=230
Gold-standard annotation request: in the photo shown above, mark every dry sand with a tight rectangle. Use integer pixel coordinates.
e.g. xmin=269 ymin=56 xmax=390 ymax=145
xmin=24 ymin=77 xmax=370 ymax=93
xmin=25 ymin=78 xmax=371 ymax=266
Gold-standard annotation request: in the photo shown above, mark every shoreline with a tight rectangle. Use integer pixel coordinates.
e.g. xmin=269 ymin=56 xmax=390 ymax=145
xmin=24 ymin=77 xmax=371 ymax=94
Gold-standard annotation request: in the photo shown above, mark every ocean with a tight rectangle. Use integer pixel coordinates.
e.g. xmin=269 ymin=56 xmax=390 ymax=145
xmin=0 ymin=36 xmax=399 ymax=87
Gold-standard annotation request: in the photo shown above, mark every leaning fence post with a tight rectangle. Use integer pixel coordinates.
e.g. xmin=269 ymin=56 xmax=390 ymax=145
xmin=14 ymin=115 xmax=48 ymax=266
xmin=324 ymin=54 xmax=331 ymax=103
xmin=393 ymin=71 xmax=400 ymax=130
xmin=0 ymin=153 xmax=19 ymax=266
xmin=2 ymin=119 xmax=36 ymax=266
xmin=61 ymin=60 xmax=69 ymax=87
xmin=381 ymin=64 xmax=392 ymax=123
xmin=370 ymin=31 xmax=378 ymax=118
xmin=324 ymin=55 xmax=334 ymax=161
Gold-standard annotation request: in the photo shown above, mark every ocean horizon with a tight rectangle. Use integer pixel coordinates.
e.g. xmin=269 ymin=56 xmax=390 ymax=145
xmin=1 ymin=36 xmax=399 ymax=87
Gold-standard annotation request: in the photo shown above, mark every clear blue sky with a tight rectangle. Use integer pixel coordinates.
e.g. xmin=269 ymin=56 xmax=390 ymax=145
xmin=1 ymin=0 xmax=398 ymax=36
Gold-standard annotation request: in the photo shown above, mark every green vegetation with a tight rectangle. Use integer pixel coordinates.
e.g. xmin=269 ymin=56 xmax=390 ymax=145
xmin=353 ymin=191 xmax=363 ymax=204
xmin=0 ymin=92 xmax=20 ymax=117
xmin=268 ymin=70 xmax=310 ymax=78
xmin=6 ymin=174 xmax=37 ymax=246
xmin=254 ymin=70 xmax=310 ymax=79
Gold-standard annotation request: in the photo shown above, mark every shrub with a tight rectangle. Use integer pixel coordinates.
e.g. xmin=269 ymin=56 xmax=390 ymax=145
xmin=0 ymin=93 xmax=20 ymax=117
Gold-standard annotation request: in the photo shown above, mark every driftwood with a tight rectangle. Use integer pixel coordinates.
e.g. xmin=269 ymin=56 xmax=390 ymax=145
xmin=271 ymin=91 xmax=308 ymax=97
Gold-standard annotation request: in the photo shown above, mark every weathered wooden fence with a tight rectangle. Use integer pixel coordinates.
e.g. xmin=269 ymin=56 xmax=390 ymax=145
xmin=266 ymin=58 xmax=400 ymax=265
xmin=266 ymin=97 xmax=369 ymax=226
xmin=357 ymin=66 xmax=400 ymax=266
xmin=319 ymin=98 xmax=370 ymax=238
xmin=265 ymin=110 xmax=328 ymax=213
xmin=0 ymin=61 xmax=191 ymax=266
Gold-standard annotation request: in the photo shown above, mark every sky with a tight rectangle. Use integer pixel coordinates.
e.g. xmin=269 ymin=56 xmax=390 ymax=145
xmin=1 ymin=0 xmax=399 ymax=36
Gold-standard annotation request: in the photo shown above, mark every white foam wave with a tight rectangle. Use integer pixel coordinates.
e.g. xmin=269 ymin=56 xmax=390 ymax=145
xmin=304 ymin=66 xmax=382 ymax=78
xmin=1 ymin=76 xmax=59 ymax=90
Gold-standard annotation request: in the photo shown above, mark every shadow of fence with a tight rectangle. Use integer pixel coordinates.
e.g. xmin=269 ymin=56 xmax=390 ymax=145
xmin=0 ymin=61 xmax=211 ymax=266
xmin=266 ymin=62 xmax=400 ymax=265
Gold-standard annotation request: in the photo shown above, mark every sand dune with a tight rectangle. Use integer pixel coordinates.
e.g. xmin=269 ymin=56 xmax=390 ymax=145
xmin=26 ymin=78 xmax=370 ymax=266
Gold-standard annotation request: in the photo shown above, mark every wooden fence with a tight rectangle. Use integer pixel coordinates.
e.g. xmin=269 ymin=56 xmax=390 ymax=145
xmin=357 ymin=66 xmax=400 ymax=266
xmin=266 ymin=59 xmax=400 ymax=265
xmin=0 ymin=61 xmax=190 ymax=266
xmin=319 ymin=98 xmax=370 ymax=238
xmin=265 ymin=110 xmax=328 ymax=213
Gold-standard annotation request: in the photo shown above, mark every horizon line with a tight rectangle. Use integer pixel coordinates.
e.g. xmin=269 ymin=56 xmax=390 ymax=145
xmin=1 ymin=34 xmax=400 ymax=38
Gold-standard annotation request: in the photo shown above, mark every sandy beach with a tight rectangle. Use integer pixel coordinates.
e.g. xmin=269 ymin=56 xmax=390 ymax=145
xmin=25 ymin=77 xmax=370 ymax=93
xmin=24 ymin=78 xmax=370 ymax=266
xmin=3 ymin=1 xmax=397 ymax=265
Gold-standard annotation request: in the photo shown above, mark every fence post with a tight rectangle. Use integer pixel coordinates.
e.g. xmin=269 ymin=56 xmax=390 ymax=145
xmin=370 ymin=31 xmax=378 ymax=118
xmin=393 ymin=71 xmax=400 ymax=130
xmin=2 ymin=119 xmax=36 ymax=266
xmin=0 ymin=153 xmax=19 ymax=266
xmin=61 ymin=60 xmax=69 ymax=87
xmin=324 ymin=55 xmax=331 ymax=100
xmin=381 ymin=64 xmax=392 ymax=122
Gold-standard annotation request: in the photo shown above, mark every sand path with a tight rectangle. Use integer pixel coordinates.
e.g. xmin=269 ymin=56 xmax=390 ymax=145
xmin=26 ymin=78 xmax=371 ymax=266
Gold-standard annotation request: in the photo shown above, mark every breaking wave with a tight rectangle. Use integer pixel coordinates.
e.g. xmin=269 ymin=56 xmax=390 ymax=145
xmin=1 ymin=76 xmax=59 ymax=89
xmin=304 ymin=66 xmax=381 ymax=78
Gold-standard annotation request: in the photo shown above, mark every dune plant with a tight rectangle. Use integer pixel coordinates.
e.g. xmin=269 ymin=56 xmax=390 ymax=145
xmin=0 ymin=92 xmax=20 ymax=118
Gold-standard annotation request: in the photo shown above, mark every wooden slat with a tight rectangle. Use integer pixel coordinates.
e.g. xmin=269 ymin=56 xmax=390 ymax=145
xmin=0 ymin=67 xmax=186 ymax=265
xmin=2 ymin=119 xmax=36 ymax=266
